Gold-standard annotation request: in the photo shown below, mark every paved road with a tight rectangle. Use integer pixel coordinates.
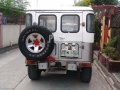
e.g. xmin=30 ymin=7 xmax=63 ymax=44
xmin=0 ymin=49 xmax=112 ymax=90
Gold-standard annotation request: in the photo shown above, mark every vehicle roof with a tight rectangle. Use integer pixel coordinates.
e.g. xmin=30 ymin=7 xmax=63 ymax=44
xmin=27 ymin=6 xmax=93 ymax=11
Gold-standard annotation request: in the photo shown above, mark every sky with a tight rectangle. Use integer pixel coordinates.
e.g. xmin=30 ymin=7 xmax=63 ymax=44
xmin=27 ymin=0 xmax=79 ymax=9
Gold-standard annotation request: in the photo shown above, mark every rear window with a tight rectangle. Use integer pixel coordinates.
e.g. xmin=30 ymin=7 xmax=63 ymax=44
xmin=25 ymin=14 xmax=32 ymax=27
xmin=86 ymin=14 xmax=95 ymax=33
xmin=61 ymin=15 xmax=80 ymax=33
xmin=39 ymin=15 xmax=57 ymax=32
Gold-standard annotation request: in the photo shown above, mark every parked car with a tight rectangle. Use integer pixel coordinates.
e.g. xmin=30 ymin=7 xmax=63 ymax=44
xmin=18 ymin=6 xmax=95 ymax=83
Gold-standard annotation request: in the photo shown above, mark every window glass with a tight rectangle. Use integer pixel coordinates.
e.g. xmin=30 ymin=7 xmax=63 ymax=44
xmin=61 ymin=15 xmax=79 ymax=33
xmin=86 ymin=14 xmax=95 ymax=33
xmin=25 ymin=14 xmax=32 ymax=26
xmin=39 ymin=15 xmax=56 ymax=32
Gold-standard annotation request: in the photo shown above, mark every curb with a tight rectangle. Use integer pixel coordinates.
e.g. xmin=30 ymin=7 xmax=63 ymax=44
xmin=0 ymin=44 xmax=18 ymax=54
xmin=94 ymin=60 xmax=117 ymax=90
xmin=113 ymin=73 xmax=120 ymax=84
xmin=94 ymin=51 xmax=120 ymax=90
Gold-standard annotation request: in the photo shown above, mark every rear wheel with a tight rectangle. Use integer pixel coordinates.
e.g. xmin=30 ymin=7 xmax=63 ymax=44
xmin=28 ymin=65 xmax=41 ymax=80
xmin=80 ymin=67 xmax=92 ymax=83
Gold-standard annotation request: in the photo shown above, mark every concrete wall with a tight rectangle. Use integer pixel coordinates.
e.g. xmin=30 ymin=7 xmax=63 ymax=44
xmin=1 ymin=25 xmax=25 ymax=48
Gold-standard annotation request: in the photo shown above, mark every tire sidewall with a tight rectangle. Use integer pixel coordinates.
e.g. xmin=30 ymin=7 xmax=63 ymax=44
xmin=28 ymin=65 xmax=40 ymax=80
xmin=80 ymin=67 xmax=92 ymax=83
xmin=19 ymin=26 xmax=54 ymax=60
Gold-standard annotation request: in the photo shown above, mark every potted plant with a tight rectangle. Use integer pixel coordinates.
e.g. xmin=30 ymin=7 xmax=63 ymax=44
xmin=98 ymin=36 xmax=120 ymax=72
xmin=103 ymin=46 xmax=120 ymax=72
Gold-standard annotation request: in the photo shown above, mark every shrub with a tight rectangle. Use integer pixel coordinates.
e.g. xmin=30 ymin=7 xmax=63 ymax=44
xmin=103 ymin=46 xmax=120 ymax=60
xmin=94 ymin=19 xmax=101 ymax=43
xmin=102 ymin=36 xmax=120 ymax=60
xmin=107 ymin=36 xmax=118 ymax=48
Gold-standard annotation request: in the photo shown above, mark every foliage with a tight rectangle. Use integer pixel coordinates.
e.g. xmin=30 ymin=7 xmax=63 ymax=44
xmin=103 ymin=46 xmax=120 ymax=60
xmin=91 ymin=0 xmax=118 ymax=5
xmin=14 ymin=0 xmax=29 ymax=10
xmin=107 ymin=36 xmax=118 ymax=48
xmin=94 ymin=19 xmax=101 ymax=43
xmin=103 ymin=36 xmax=120 ymax=60
xmin=111 ymin=29 xmax=120 ymax=52
xmin=75 ymin=0 xmax=118 ymax=6
xmin=75 ymin=0 xmax=91 ymax=6
xmin=0 ymin=0 xmax=29 ymax=16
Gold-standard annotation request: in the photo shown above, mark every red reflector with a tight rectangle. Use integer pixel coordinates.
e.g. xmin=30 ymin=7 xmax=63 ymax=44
xmin=47 ymin=55 xmax=56 ymax=62
xmin=25 ymin=59 xmax=37 ymax=65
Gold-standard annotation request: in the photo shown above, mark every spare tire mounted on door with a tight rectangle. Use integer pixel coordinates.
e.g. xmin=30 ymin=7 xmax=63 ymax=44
xmin=18 ymin=25 xmax=54 ymax=60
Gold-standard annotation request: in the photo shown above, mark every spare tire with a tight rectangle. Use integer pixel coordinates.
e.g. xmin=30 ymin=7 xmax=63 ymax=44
xmin=18 ymin=25 xmax=54 ymax=60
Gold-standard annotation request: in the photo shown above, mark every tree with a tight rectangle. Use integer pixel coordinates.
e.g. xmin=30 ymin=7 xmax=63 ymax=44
xmin=75 ymin=0 xmax=91 ymax=6
xmin=14 ymin=0 xmax=29 ymax=10
xmin=91 ymin=0 xmax=118 ymax=5
xmin=75 ymin=0 xmax=118 ymax=6
xmin=0 ymin=0 xmax=29 ymax=16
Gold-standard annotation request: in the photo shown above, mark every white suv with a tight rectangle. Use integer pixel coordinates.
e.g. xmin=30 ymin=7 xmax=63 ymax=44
xmin=18 ymin=6 xmax=95 ymax=83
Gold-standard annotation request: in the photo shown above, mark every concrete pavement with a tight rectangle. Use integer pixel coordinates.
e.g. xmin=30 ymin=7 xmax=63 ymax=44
xmin=0 ymin=49 xmax=114 ymax=90
xmin=0 ymin=45 xmax=18 ymax=54
xmin=94 ymin=51 xmax=120 ymax=90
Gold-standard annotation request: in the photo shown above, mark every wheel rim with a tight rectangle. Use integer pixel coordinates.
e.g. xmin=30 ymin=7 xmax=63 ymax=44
xmin=26 ymin=33 xmax=45 ymax=53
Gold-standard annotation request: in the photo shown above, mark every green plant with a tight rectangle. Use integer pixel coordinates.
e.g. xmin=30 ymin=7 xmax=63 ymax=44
xmin=75 ymin=0 xmax=118 ymax=6
xmin=110 ymin=50 xmax=120 ymax=60
xmin=103 ymin=46 xmax=114 ymax=56
xmin=94 ymin=19 xmax=101 ymax=43
xmin=91 ymin=0 xmax=118 ymax=5
xmin=103 ymin=46 xmax=120 ymax=60
xmin=107 ymin=36 xmax=118 ymax=48
xmin=103 ymin=36 xmax=120 ymax=60
xmin=0 ymin=0 xmax=29 ymax=17
xmin=75 ymin=0 xmax=91 ymax=6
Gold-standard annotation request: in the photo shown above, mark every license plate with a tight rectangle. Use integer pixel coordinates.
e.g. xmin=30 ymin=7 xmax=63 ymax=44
xmin=61 ymin=49 xmax=78 ymax=58
xmin=38 ymin=63 xmax=48 ymax=69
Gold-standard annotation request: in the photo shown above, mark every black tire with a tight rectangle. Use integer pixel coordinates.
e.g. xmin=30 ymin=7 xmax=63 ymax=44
xmin=67 ymin=70 xmax=72 ymax=76
xmin=80 ymin=67 xmax=92 ymax=83
xmin=28 ymin=65 xmax=41 ymax=80
xmin=67 ymin=70 xmax=75 ymax=75
xmin=18 ymin=25 xmax=54 ymax=60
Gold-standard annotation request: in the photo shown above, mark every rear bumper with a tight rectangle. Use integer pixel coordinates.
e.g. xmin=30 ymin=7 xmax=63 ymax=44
xmin=55 ymin=58 xmax=93 ymax=62
xmin=37 ymin=61 xmax=92 ymax=71
xmin=49 ymin=60 xmax=92 ymax=67
xmin=25 ymin=59 xmax=92 ymax=69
